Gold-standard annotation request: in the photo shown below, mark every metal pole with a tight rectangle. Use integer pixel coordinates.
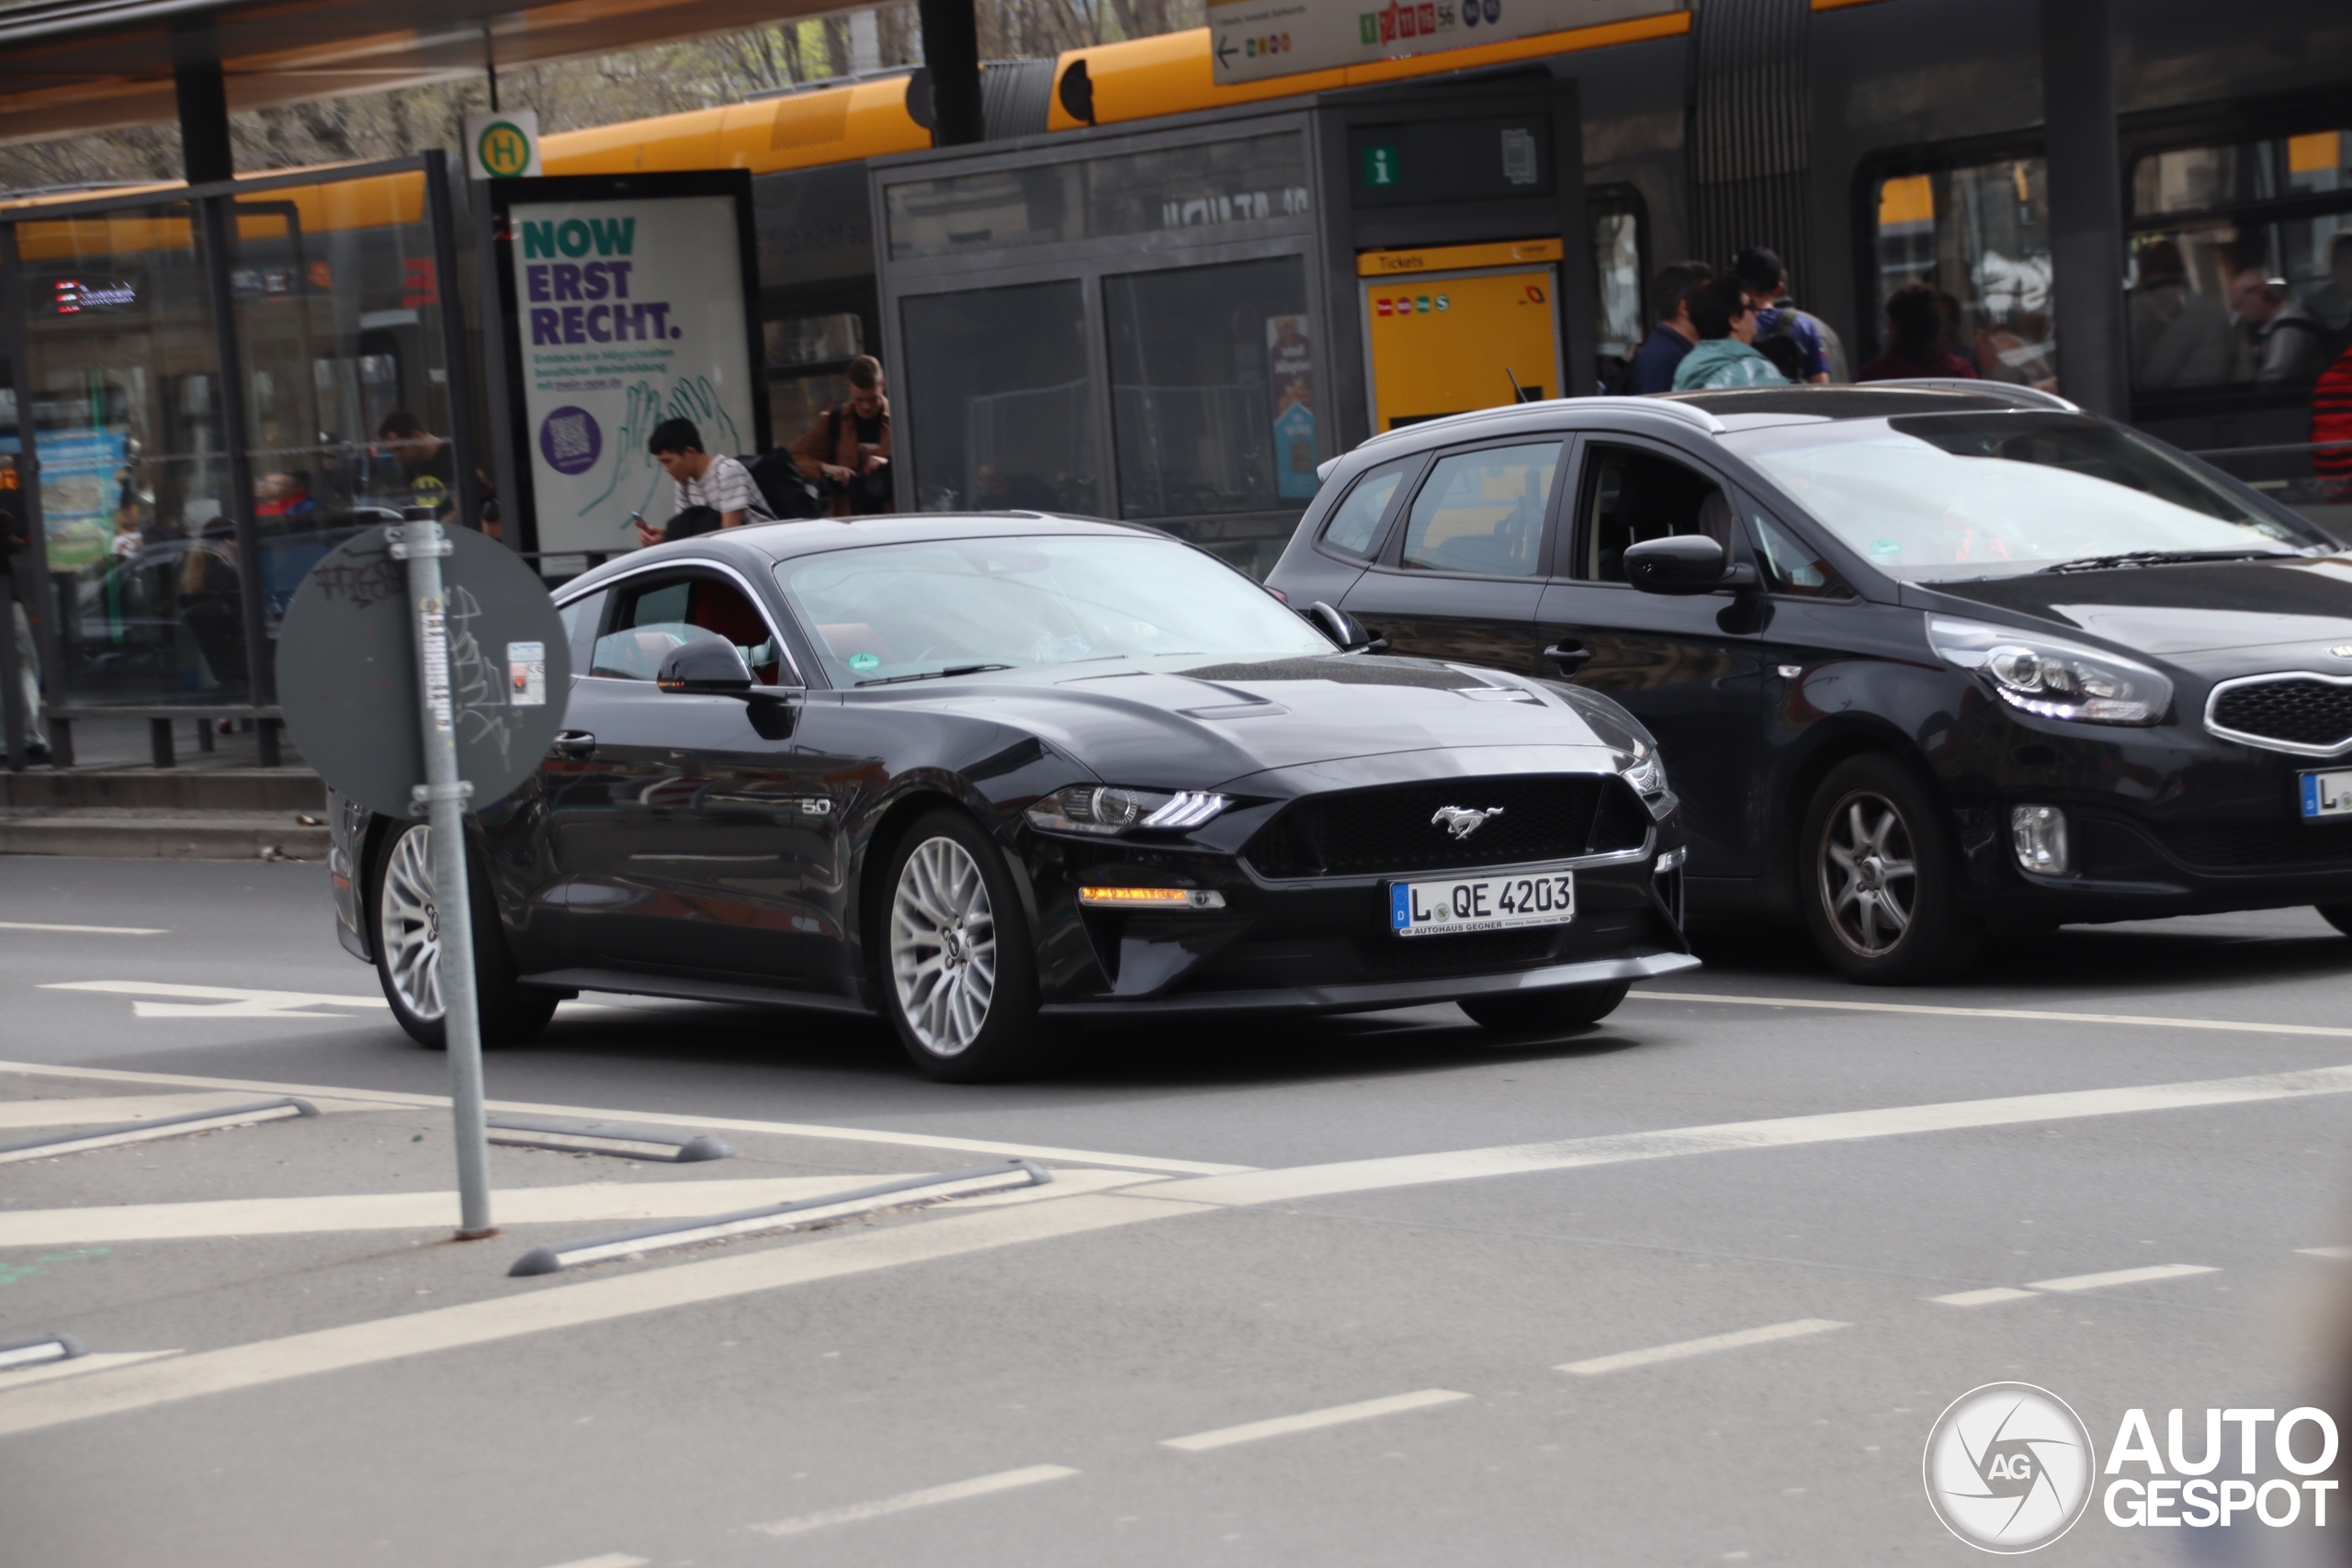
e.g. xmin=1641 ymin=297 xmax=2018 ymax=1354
xmin=198 ymin=195 xmax=274 ymax=712
xmin=422 ymin=152 xmax=485 ymax=537
xmin=2040 ymin=0 xmax=2129 ymax=420
xmin=392 ymin=514 xmax=494 ymax=1238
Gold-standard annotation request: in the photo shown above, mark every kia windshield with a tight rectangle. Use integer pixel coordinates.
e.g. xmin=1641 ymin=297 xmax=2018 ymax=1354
xmin=1724 ymin=412 xmax=2334 ymax=581
xmin=775 ymin=532 xmax=1330 ymax=686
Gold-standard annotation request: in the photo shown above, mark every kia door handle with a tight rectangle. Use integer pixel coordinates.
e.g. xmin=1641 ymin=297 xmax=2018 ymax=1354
xmin=1543 ymin=642 xmax=1593 ymax=674
xmin=552 ymin=730 xmax=596 ymax=759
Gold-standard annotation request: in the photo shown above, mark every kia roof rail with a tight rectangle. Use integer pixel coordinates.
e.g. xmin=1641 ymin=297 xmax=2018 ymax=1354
xmin=1340 ymin=394 xmax=1728 ymax=468
xmin=1867 ymin=378 xmax=2080 ymax=412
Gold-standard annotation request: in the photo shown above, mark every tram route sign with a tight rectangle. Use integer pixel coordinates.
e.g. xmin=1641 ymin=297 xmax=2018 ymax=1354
xmin=1208 ymin=0 xmax=1679 ymax=85
xmin=277 ymin=524 xmax=570 ymax=821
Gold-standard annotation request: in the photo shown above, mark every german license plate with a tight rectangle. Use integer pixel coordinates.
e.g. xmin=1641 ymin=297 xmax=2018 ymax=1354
xmin=1390 ymin=869 xmax=1576 ymax=937
xmin=2301 ymin=769 xmax=2352 ymax=821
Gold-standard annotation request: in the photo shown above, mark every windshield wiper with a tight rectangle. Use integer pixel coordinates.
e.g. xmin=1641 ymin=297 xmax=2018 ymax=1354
xmin=2036 ymin=548 xmax=2288 ymax=574
xmin=854 ymin=663 xmax=1014 ymax=687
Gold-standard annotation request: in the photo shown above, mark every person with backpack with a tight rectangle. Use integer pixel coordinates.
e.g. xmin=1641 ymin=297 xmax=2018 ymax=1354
xmin=1732 ymin=246 xmax=1839 ymax=384
xmin=630 ymin=418 xmax=775 ymax=546
xmin=789 ymin=355 xmax=893 ymax=516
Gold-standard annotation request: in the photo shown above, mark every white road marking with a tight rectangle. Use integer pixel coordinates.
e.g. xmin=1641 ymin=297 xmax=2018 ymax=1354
xmin=535 ymin=1555 xmax=648 ymax=1568
xmin=2026 ymin=1264 xmax=2216 ymax=1292
xmin=1138 ymin=1062 xmax=2352 ymax=1207
xmin=1555 ymin=1318 xmax=1848 ymax=1376
xmin=0 ymin=1092 xmax=299 ymax=1129
xmin=41 ymin=980 xmax=387 ymax=1020
xmin=0 ymin=1167 xmax=1155 ymax=1247
xmin=2298 ymin=1246 xmax=2352 ymax=1259
xmin=747 ymin=1464 xmax=1079 ymax=1538
xmin=1634 ymin=988 xmax=2352 ymax=1042
xmin=0 ymin=1192 xmax=1209 ymax=1438
xmin=0 ymin=1351 xmax=182 ymax=1390
xmin=0 ymin=920 xmax=166 ymax=935
xmin=1160 ymin=1389 xmax=1471 ymax=1452
xmin=1928 ymin=1288 xmax=2041 ymax=1307
xmin=0 ymin=1058 xmax=1256 ymax=1177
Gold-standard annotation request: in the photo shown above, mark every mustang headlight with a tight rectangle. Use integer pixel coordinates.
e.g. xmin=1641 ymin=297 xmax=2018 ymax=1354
xmin=1928 ymin=615 xmax=2172 ymax=727
xmin=1620 ymin=744 xmax=1667 ymax=799
xmin=1024 ymin=785 xmax=1230 ymax=835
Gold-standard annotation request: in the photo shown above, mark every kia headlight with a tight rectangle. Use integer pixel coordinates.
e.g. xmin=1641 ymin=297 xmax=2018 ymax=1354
xmin=1024 ymin=785 xmax=1230 ymax=835
xmin=1928 ymin=615 xmax=2171 ymax=727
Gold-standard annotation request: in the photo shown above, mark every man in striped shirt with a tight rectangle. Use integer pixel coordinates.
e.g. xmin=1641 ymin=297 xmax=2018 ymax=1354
xmin=631 ymin=418 xmax=774 ymax=546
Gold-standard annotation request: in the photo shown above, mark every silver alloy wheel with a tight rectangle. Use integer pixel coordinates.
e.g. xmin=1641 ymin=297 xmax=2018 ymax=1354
xmin=1817 ymin=789 xmax=1917 ymax=958
xmin=888 ymin=835 xmax=998 ymax=1056
xmin=379 ymin=826 xmax=446 ymax=1021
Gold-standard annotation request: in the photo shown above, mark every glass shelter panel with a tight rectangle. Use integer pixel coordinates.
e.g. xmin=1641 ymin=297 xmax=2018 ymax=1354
xmin=900 ymin=280 xmax=1096 ymax=514
xmin=17 ymin=204 xmax=240 ymax=705
xmin=1105 ymin=256 xmax=1314 ymax=522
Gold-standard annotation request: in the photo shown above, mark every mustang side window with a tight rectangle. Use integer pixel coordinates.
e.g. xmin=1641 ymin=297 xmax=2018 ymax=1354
xmin=1578 ymin=445 xmax=1731 ymax=583
xmin=1319 ymin=458 xmax=1413 ymax=558
xmin=591 ymin=573 xmax=785 ymax=683
xmin=1399 ymin=442 xmax=1560 ymax=577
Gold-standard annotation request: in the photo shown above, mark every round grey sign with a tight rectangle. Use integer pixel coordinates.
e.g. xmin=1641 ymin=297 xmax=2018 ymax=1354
xmin=277 ymin=525 xmax=571 ymax=819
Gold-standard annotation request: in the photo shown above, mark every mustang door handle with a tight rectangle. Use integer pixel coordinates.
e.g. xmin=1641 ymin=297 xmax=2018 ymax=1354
xmin=552 ymin=730 xmax=596 ymax=759
xmin=1543 ymin=642 xmax=1593 ymax=673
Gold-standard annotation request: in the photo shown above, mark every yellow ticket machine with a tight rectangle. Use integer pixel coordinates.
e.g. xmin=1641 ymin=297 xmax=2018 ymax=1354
xmin=1360 ymin=238 xmax=1565 ymax=433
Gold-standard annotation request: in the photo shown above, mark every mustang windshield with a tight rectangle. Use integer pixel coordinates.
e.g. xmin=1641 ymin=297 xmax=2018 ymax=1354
xmin=1724 ymin=412 xmax=2333 ymax=581
xmin=775 ymin=533 xmax=1331 ymax=685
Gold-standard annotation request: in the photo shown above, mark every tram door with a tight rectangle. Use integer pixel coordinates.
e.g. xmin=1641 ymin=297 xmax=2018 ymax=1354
xmin=1359 ymin=239 xmax=1564 ymax=434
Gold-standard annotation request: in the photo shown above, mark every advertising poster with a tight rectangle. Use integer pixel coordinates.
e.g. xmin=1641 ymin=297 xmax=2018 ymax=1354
xmin=503 ymin=190 xmax=761 ymax=553
xmin=1206 ymin=0 xmax=1678 ymax=85
xmin=1266 ymin=315 xmax=1319 ymax=501
xmin=38 ymin=427 xmax=128 ymax=570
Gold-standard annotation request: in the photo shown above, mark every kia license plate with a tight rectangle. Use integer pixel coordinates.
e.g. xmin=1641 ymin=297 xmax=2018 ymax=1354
xmin=1390 ymin=869 xmax=1575 ymax=937
xmin=2301 ymin=769 xmax=2352 ymax=821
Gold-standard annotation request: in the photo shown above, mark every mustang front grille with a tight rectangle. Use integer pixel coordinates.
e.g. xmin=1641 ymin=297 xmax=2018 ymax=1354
xmin=2206 ymin=674 xmax=2352 ymax=755
xmin=1243 ymin=774 xmax=1643 ymax=879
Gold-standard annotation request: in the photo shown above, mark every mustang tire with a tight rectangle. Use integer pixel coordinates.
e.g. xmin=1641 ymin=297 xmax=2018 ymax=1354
xmin=1799 ymin=753 xmax=1981 ymax=985
xmin=371 ymin=820 xmax=560 ymax=1050
xmin=878 ymin=807 xmax=1058 ymax=1082
xmin=1460 ymin=981 xmax=1631 ymax=1033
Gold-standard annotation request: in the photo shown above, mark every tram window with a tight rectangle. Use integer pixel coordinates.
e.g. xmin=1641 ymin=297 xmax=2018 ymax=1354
xmin=1104 ymin=256 xmax=1314 ymax=522
xmin=765 ymin=312 xmax=862 ymax=367
xmin=1865 ymin=158 xmax=2055 ymax=391
xmin=1590 ymin=193 xmax=1647 ymax=394
xmin=901 ymin=280 xmax=1096 ymax=514
xmin=2124 ymin=130 xmax=2352 ymax=394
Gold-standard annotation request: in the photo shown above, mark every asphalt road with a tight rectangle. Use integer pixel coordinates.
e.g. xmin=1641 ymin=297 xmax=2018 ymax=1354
xmin=4 ymin=856 xmax=2350 ymax=1566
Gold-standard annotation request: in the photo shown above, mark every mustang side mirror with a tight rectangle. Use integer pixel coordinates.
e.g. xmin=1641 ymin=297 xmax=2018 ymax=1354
xmin=1306 ymin=600 xmax=1389 ymax=653
xmin=1623 ymin=536 xmax=1759 ymax=596
xmin=657 ymin=637 xmax=755 ymax=694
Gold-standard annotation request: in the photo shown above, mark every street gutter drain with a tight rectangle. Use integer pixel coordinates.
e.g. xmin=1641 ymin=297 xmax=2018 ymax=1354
xmin=487 ymin=1114 xmax=734 ymax=1163
xmin=0 ymin=1098 xmax=318 ymax=1165
xmin=507 ymin=1160 xmax=1052 ymax=1276
xmin=0 ymin=1332 xmax=88 ymax=1373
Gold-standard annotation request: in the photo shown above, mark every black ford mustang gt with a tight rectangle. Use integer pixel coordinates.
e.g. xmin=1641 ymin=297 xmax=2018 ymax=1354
xmin=329 ymin=515 xmax=1695 ymax=1078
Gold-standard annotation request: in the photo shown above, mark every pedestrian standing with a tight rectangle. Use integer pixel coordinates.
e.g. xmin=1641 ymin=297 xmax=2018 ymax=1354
xmin=1858 ymin=282 xmax=1981 ymax=382
xmin=1 ymin=506 xmax=49 ymax=765
xmin=1731 ymin=246 xmax=1840 ymax=384
xmin=789 ymin=355 xmax=893 ymax=516
xmin=1671 ymin=278 xmax=1792 ymax=390
xmin=1627 ymin=262 xmax=1713 ymax=394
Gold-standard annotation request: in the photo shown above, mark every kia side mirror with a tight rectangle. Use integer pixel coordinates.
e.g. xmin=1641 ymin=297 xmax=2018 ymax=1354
xmin=1306 ymin=600 xmax=1389 ymax=653
xmin=1623 ymin=536 xmax=1759 ymax=596
xmin=657 ymin=637 xmax=754 ymax=694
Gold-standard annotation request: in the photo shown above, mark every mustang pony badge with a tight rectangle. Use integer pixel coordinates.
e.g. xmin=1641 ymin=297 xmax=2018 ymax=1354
xmin=1431 ymin=804 xmax=1506 ymax=840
